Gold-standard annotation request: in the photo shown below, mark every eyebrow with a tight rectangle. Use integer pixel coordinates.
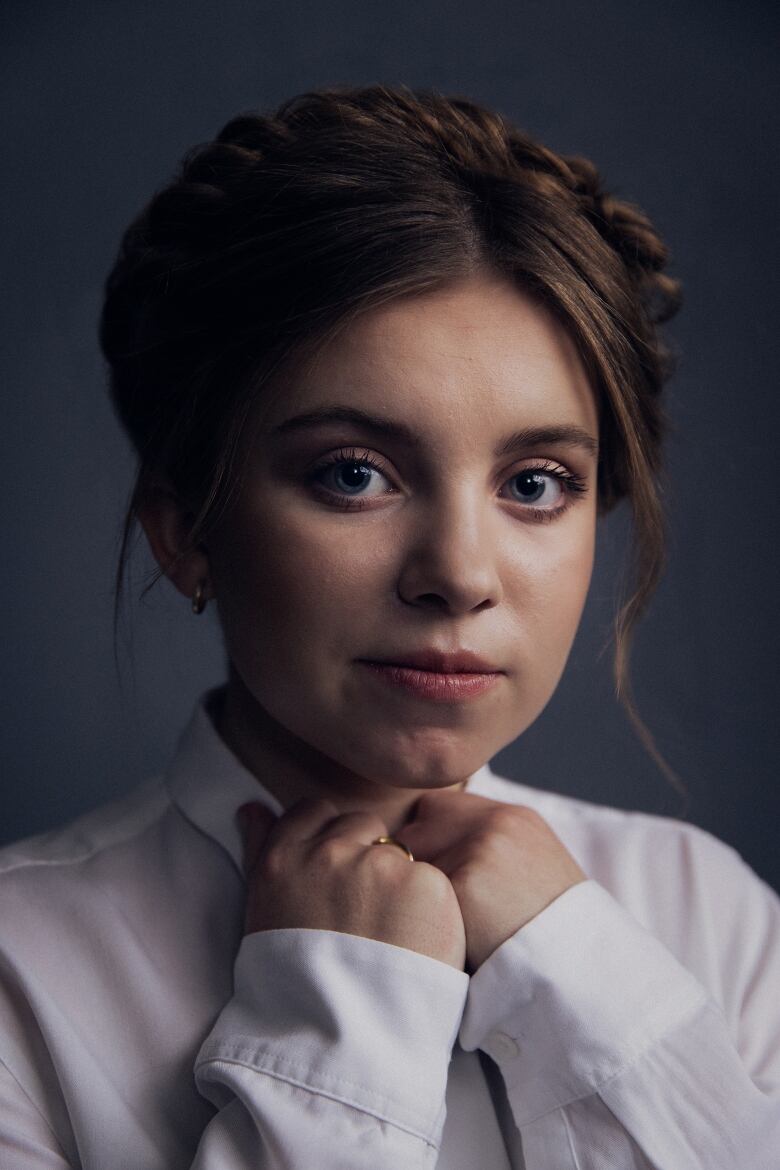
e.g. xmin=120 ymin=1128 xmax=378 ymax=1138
xmin=271 ymin=405 xmax=599 ymax=459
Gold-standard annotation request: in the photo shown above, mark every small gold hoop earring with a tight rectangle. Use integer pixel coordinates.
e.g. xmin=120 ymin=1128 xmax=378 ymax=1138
xmin=191 ymin=581 xmax=208 ymax=615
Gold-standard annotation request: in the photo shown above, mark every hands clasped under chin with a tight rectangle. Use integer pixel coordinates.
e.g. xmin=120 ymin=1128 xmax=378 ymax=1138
xmin=237 ymin=788 xmax=586 ymax=975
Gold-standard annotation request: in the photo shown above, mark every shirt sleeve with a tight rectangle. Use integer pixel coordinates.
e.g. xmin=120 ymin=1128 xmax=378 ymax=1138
xmin=458 ymin=875 xmax=780 ymax=1170
xmin=190 ymin=927 xmax=470 ymax=1168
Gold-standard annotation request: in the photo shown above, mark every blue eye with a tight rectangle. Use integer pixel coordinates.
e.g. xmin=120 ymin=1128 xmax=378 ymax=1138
xmin=310 ymin=450 xmax=393 ymax=503
xmin=506 ymin=471 xmax=564 ymax=507
xmin=327 ymin=462 xmax=377 ymax=494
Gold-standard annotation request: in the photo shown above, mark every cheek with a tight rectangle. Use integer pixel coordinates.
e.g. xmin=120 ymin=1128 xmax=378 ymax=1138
xmin=495 ymin=521 xmax=595 ymax=740
xmin=211 ymin=506 xmax=385 ymax=654
xmin=508 ymin=518 xmax=595 ymax=659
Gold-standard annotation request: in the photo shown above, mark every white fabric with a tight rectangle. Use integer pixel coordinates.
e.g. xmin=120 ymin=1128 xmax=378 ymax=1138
xmin=0 ymin=685 xmax=778 ymax=1169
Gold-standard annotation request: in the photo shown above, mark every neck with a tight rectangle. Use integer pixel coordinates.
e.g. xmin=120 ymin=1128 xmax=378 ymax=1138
xmin=212 ymin=667 xmax=467 ymax=835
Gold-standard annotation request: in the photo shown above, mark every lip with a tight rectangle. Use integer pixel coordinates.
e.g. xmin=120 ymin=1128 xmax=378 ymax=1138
xmin=356 ymin=649 xmax=504 ymax=704
xmin=360 ymin=649 xmax=502 ymax=674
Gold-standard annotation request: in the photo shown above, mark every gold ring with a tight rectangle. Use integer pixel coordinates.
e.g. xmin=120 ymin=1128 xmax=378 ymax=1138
xmin=371 ymin=835 xmax=414 ymax=862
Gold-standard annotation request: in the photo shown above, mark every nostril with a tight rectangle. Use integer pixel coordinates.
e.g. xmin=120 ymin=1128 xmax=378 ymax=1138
xmin=416 ymin=592 xmax=448 ymax=607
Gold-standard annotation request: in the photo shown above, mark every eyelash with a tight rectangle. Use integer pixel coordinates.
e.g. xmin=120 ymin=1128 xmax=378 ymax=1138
xmin=307 ymin=446 xmax=589 ymax=522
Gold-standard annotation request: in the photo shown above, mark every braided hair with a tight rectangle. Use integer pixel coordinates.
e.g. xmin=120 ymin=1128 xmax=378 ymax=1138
xmin=101 ymin=83 xmax=683 ymax=790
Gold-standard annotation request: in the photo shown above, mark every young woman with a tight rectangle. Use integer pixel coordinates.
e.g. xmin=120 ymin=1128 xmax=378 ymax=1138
xmin=0 ymin=85 xmax=777 ymax=1169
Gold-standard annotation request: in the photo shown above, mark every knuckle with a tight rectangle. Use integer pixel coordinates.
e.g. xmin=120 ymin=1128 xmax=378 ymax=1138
xmin=312 ymin=835 xmax=352 ymax=867
xmin=489 ymin=804 xmax=518 ymax=828
xmin=519 ymin=804 xmax=545 ymax=825
xmin=490 ymin=804 xmax=535 ymax=834
xmin=340 ymin=811 xmax=388 ymax=839
xmin=257 ymin=845 xmax=287 ymax=881
xmin=361 ymin=845 xmax=399 ymax=876
xmin=410 ymin=861 xmax=453 ymax=900
xmin=297 ymin=796 xmax=339 ymax=817
xmin=451 ymin=855 xmax=483 ymax=885
xmin=280 ymin=797 xmax=333 ymax=826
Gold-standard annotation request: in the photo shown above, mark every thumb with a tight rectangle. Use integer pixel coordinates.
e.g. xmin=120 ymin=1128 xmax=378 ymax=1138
xmin=236 ymin=801 xmax=277 ymax=878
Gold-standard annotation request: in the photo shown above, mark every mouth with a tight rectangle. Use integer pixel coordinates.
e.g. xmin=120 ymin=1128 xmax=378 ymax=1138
xmin=356 ymin=651 xmax=503 ymax=703
xmin=359 ymin=649 xmax=502 ymax=674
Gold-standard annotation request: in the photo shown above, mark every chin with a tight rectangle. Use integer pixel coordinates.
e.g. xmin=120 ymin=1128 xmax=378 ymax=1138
xmin=350 ymin=727 xmax=491 ymax=790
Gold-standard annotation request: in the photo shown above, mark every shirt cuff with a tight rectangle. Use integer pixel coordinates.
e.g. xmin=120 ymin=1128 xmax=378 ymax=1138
xmin=195 ymin=927 xmax=470 ymax=1144
xmin=458 ymin=878 xmax=708 ymax=1124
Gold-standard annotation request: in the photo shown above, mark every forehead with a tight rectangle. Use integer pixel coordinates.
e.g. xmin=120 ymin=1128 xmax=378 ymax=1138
xmin=261 ymin=274 xmax=598 ymax=441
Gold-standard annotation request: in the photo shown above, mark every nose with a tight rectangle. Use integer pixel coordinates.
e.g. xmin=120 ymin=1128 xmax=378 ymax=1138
xmin=396 ymin=489 xmax=503 ymax=616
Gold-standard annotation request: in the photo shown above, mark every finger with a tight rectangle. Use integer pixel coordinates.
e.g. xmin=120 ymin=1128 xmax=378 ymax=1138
xmin=236 ymin=802 xmax=277 ymax=878
xmin=311 ymin=809 xmax=388 ymax=845
xmin=395 ymin=822 xmax=449 ymax=863
xmin=260 ymin=794 xmax=342 ymax=854
xmin=407 ymin=788 xmax=484 ymax=823
xmin=400 ymin=790 xmax=475 ymax=855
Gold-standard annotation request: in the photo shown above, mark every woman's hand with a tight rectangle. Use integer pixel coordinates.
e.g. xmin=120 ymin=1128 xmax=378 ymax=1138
xmin=237 ymin=798 xmax=467 ymax=970
xmin=399 ymin=790 xmax=587 ymax=973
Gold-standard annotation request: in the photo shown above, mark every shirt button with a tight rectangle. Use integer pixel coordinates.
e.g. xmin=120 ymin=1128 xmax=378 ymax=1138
xmin=485 ymin=1031 xmax=520 ymax=1062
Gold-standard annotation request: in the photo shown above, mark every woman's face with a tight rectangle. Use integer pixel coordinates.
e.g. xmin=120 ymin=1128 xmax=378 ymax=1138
xmin=206 ymin=273 xmax=599 ymax=790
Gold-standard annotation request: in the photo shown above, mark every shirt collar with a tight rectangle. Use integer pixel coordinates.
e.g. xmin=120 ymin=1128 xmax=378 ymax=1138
xmin=164 ymin=685 xmax=284 ymax=875
xmin=164 ymin=685 xmax=498 ymax=876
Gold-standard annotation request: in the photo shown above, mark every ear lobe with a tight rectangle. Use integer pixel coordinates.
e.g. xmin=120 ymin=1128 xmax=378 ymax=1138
xmin=137 ymin=481 xmax=210 ymax=601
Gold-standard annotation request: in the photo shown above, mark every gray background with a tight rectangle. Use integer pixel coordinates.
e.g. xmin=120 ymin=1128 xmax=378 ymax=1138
xmin=2 ymin=1 xmax=778 ymax=892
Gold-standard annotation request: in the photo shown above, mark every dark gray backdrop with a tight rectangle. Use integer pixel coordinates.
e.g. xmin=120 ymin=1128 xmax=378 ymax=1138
xmin=2 ymin=0 xmax=778 ymax=892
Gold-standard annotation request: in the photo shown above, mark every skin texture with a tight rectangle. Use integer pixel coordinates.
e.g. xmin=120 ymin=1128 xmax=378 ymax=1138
xmin=141 ymin=272 xmax=597 ymax=971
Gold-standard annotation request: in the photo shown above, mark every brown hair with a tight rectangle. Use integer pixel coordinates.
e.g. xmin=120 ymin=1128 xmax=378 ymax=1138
xmin=100 ymin=83 xmax=683 ymax=795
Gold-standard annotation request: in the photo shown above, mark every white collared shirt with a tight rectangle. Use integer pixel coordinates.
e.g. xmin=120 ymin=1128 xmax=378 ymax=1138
xmin=0 ymin=686 xmax=778 ymax=1168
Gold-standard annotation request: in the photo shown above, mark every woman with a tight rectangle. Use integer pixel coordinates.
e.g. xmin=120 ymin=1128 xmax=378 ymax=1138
xmin=0 ymin=84 xmax=777 ymax=1168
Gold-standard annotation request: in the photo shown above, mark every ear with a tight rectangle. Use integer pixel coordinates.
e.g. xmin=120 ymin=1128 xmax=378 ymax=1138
xmin=137 ymin=480 xmax=214 ymax=605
